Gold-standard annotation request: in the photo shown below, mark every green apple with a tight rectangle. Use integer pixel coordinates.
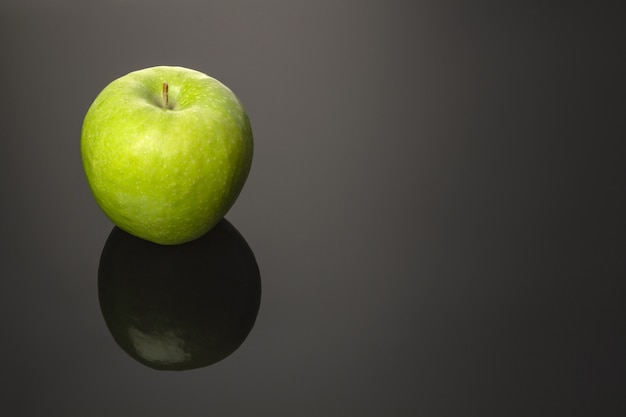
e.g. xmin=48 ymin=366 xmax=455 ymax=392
xmin=81 ymin=66 xmax=253 ymax=245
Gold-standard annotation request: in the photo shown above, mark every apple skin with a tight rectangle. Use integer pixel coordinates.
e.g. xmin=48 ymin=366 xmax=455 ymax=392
xmin=98 ymin=218 xmax=261 ymax=371
xmin=81 ymin=66 xmax=253 ymax=245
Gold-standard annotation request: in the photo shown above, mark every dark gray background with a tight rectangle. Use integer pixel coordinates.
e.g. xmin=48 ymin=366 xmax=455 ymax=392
xmin=1 ymin=1 xmax=625 ymax=415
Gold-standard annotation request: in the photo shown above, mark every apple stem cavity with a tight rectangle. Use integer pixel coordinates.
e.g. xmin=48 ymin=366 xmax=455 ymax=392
xmin=162 ymin=82 xmax=169 ymax=110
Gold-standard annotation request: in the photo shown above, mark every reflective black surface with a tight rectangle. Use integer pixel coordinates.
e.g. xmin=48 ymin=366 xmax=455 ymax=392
xmin=1 ymin=1 xmax=625 ymax=416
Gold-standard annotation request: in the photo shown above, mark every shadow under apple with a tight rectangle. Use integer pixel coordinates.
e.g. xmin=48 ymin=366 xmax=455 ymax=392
xmin=98 ymin=219 xmax=261 ymax=371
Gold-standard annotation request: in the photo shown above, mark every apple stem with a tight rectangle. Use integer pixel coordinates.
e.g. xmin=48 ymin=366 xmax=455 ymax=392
xmin=162 ymin=82 xmax=169 ymax=109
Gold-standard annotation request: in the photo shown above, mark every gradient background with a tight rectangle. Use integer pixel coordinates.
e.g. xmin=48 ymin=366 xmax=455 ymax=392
xmin=1 ymin=1 xmax=625 ymax=415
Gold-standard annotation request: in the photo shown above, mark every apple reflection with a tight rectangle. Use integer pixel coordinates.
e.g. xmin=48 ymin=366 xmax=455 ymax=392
xmin=98 ymin=219 xmax=261 ymax=371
